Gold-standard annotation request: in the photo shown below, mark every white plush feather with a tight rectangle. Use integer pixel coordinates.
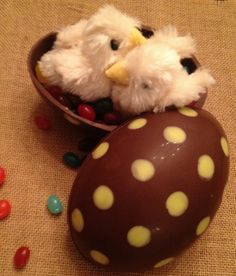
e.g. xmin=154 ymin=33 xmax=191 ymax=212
xmin=39 ymin=5 xmax=141 ymax=101
xmin=153 ymin=25 xmax=196 ymax=58
xmin=82 ymin=5 xmax=140 ymax=38
xmin=54 ymin=19 xmax=88 ymax=49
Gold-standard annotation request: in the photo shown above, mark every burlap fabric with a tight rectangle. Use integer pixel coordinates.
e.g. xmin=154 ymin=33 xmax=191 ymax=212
xmin=0 ymin=0 xmax=235 ymax=275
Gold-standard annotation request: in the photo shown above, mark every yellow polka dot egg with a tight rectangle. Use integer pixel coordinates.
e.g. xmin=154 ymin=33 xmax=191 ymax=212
xmin=68 ymin=107 xmax=229 ymax=272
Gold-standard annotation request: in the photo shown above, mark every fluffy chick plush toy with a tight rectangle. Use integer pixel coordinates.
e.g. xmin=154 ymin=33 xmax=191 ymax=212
xmin=38 ymin=5 xmax=146 ymax=102
xmin=106 ymin=26 xmax=215 ymax=115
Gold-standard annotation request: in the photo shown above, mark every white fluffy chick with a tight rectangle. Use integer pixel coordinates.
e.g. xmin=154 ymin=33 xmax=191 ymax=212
xmin=38 ymin=5 xmax=144 ymax=102
xmin=106 ymin=38 xmax=215 ymax=115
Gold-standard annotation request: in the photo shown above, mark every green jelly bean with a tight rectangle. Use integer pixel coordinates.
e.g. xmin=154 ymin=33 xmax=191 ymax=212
xmin=47 ymin=195 xmax=63 ymax=215
xmin=63 ymin=152 xmax=81 ymax=169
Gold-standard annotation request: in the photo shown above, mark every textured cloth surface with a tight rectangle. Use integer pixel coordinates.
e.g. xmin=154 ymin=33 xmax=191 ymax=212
xmin=0 ymin=0 xmax=235 ymax=275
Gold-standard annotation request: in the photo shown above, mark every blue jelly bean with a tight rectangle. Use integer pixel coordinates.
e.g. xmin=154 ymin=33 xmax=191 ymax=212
xmin=63 ymin=152 xmax=82 ymax=169
xmin=47 ymin=195 xmax=63 ymax=215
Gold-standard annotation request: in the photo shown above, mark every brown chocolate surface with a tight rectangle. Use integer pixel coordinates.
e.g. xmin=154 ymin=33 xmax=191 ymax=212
xmin=68 ymin=108 xmax=229 ymax=272
xmin=68 ymin=108 xmax=229 ymax=271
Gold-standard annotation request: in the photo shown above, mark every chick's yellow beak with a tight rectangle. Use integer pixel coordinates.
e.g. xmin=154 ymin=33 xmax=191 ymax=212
xmin=130 ymin=28 xmax=147 ymax=46
xmin=105 ymin=61 xmax=130 ymax=86
xmin=105 ymin=28 xmax=146 ymax=85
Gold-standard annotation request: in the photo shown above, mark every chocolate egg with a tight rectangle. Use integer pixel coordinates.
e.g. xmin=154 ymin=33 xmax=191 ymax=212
xmin=68 ymin=107 xmax=229 ymax=272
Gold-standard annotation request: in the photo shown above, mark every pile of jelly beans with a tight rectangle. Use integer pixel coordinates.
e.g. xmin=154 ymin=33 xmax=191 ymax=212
xmin=1 ymin=163 xmax=64 ymax=270
xmin=2 ymin=86 xmax=98 ymax=271
xmin=48 ymin=85 xmax=123 ymax=125
xmin=0 ymin=166 xmax=31 ymax=269
xmin=35 ymin=64 xmax=124 ymax=126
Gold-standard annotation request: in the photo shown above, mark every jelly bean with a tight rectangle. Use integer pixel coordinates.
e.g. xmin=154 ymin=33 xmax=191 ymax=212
xmin=77 ymin=104 xmax=96 ymax=121
xmin=47 ymin=195 xmax=63 ymax=215
xmin=35 ymin=63 xmax=48 ymax=84
xmin=94 ymin=98 xmax=113 ymax=116
xmin=34 ymin=115 xmax=52 ymax=130
xmin=63 ymin=152 xmax=82 ymax=169
xmin=104 ymin=111 xmax=123 ymax=125
xmin=14 ymin=246 xmax=30 ymax=269
xmin=0 ymin=167 xmax=6 ymax=186
xmin=0 ymin=199 xmax=11 ymax=219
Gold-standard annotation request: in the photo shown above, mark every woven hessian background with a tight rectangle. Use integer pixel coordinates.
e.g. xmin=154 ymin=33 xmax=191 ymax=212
xmin=0 ymin=0 xmax=235 ymax=275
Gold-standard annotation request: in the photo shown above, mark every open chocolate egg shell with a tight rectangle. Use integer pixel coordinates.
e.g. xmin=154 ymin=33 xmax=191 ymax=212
xmin=27 ymin=27 xmax=207 ymax=132
xmin=68 ymin=108 xmax=229 ymax=272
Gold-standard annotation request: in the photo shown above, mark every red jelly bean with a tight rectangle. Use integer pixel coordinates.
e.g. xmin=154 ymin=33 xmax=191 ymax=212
xmin=0 ymin=199 xmax=11 ymax=219
xmin=0 ymin=167 xmax=6 ymax=186
xmin=77 ymin=104 xmax=96 ymax=121
xmin=34 ymin=115 xmax=52 ymax=130
xmin=14 ymin=246 xmax=30 ymax=269
xmin=104 ymin=111 xmax=123 ymax=125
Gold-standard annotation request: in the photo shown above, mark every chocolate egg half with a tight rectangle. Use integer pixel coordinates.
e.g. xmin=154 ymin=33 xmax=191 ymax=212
xmin=68 ymin=108 xmax=229 ymax=272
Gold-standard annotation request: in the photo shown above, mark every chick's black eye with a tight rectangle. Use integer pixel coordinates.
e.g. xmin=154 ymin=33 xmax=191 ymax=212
xmin=110 ymin=39 xmax=120 ymax=51
xmin=142 ymin=82 xmax=150 ymax=89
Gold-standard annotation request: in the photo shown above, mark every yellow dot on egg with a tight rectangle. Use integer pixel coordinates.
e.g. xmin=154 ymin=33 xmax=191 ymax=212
xmin=154 ymin=257 xmax=174 ymax=268
xmin=220 ymin=137 xmax=229 ymax=157
xmin=163 ymin=126 xmax=186 ymax=144
xmin=127 ymin=226 xmax=151 ymax=248
xmin=131 ymin=159 xmax=155 ymax=182
xmin=128 ymin=118 xmax=147 ymax=130
xmin=35 ymin=63 xmax=48 ymax=84
xmin=166 ymin=191 xmax=189 ymax=217
xmin=71 ymin=208 xmax=84 ymax=232
xmin=197 ymin=155 xmax=215 ymax=180
xmin=90 ymin=250 xmax=110 ymax=265
xmin=196 ymin=216 xmax=210 ymax=236
xmin=93 ymin=185 xmax=114 ymax=210
xmin=92 ymin=142 xmax=109 ymax=159
xmin=178 ymin=107 xmax=198 ymax=117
